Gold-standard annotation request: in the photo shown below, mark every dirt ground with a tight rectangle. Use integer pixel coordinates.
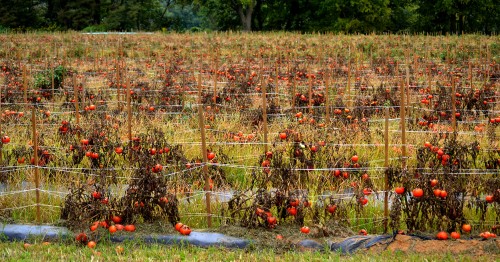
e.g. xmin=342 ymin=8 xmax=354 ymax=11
xmin=369 ymin=234 xmax=500 ymax=256
xmin=73 ymin=221 xmax=500 ymax=257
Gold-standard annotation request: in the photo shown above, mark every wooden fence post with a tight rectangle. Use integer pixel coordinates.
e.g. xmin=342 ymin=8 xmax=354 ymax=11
xmin=23 ymin=65 xmax=28 ymax=110
xmin=262 ymin=79 xmax=269 ymax=153
xmin=32 ymin=106 xmax=41 ymax=224
xmin=325 ymin=71 xmax=330 ymax=125
xmin=384 ymin=107 xmax=389 ymax=233
xmin=73 ymin=74 xmax=81 ymax=140
xmin=126 ymin=76 xmax=132 ymax=145
xmin=400 ymin=78 xmax=407 ymax=168
xmin=308 ymin=75 xmax=313 ymax=114
xmin=197 ymin=74 xmax=212 ymax=227
xmin=451 ymin=77 xmax=456 ymax=132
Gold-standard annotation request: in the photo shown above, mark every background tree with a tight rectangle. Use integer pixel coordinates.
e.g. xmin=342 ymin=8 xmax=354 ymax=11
xmin=0 ymin=0 xmax=45 ymax=30
xmin=0 ymin=0 xmax=497 ymax=33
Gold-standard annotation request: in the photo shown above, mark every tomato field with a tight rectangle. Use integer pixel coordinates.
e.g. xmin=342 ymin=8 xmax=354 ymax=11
xmin=0 ymin=32 xmax=498 ymax=248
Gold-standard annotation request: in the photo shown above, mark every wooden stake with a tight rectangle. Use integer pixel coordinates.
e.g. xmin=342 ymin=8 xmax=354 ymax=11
xmin=451 ymin=77 xmax=456 ymax=132
xmin=32 ymin=106 xmax=41 ymax=224
xmin=73 ymin=74 xmax=80 ymax=138
xmin=308 ymin=76 xmax=313 ymax=114
xmin=213 ymin=52 xmax=218 ymax=105
xmin=23 ymin=65 xmax=28 ymax=107
xmin=384 ymin=107 xmax=389 ymax=233
xmin=262 ymin=79 xmax=269 ymax=153
xmin=469 ymin=61 xmax=473 ymax=89
xmin=275 ymin=63 xmax=280 ymax=107
xmin=347 ymin=59 xmax=351 ymax=108
xmin=197 ymin=74 xmax=212 ymax=227
xmin=51 ymin=66 xmax=55 ymax=106
xmin=292 ymin=76 xmax=296 ymax=111
xmin=400 ymin=79 xmax=407 ymax=168
xmin=406 ymin=57 xmax=410 ymax=107
xmin=325 ymin=72 xmax=330 ymax=125
xmin=126 ymin=77 xmax=132 ymax=145
xmin=116 ymin=59 xmax=121 ymax=110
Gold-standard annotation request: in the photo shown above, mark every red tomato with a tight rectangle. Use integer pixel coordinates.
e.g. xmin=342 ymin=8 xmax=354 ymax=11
xmin=300 ymin=226 xmax=310 ymax=234
xmin=485 ymin=195 xmax=494 ymax=203
xmin=179 ymin=225 xmax=192 ymax=236
xmin=99 ymin=221 xmax=109 ymax=228
xmin=439 ymin=190 xmax=448 ymax=198
xmin=1 ymin=135 xmax=10 ymax=144
xmin=267 ymin=216 xmax=277 ymax=226
xmin=108 ymin=225 xmax=117 ymax=234
xmin=92 ymin=191 xmax=101 ymax=199
xmin=175 ymin=223 xmax=184 ymax=231
xmin=351 ymin=155 xmax=359 ymax=163
xmin=462 ymin=224 xmax=471 ymax=232
xmin=112 ymin=216 xmax=122 ymax=224
xmin=87 ymin=241 xmax=96 ymax=248
xmin=279 ymin=133 xmax=287 ymax=140
xmin=75 ymin=232 xmax=88 ymax=243
xmin=430 ymin=179 xmax=438 ymax=187
xmin=436 ymin=231 xmax=448 ymax=240
xmin=289 ymin=199 xmax=299 ymax=207
xmin=450 ymin=232 xmax=460 ymax=239
xmin=363 ymin=188 xmax=372 ymax=196
xmin=160 ymin=197 xmax=168 ymax=203
xmin=149 ymin=148 xmax=157 ymax=155
xmin=412 ymin=188 xmax=424 ymax=198
xmin=327 ymin=204 xmax=337 ymax=214
xmin=124 ymin=224 xmax=136 ymax=232
xmin=395 ymin=187 xmax=405 ymax=194
xmin=207 ymin=152 xmax=216 ymax=160
xmin=287 ymin=207 xmax=297 ymax=216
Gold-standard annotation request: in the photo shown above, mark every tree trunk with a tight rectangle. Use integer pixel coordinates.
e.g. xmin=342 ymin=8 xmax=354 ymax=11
xmin=237 ymin=4 xmax=253 ymax=31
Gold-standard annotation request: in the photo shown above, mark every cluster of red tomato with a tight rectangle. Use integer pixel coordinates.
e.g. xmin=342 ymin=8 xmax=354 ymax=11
xmin=423 ymin=141 xmax=454 ymax=166
xmin=75 ymin=215 xmax=135 ymax=248
xmin=174 ymin=222 xmax=192 ymax=236
xmin=479 ymin=231 xmax=497 ymax=239
xmin=488 ymin=115 xmax=500 ymax=124
xmin=255 ymin=207 xmax=277 ymax=228
xmin=89 ymin=217 xmax=135 ymax=233
xmin=286 ymin=198 xmax=303 ymax=217
xmin=1 ymin=110 xmax=24 ymax=121
xmin=434 ymin=223 xmax=498 ymax=240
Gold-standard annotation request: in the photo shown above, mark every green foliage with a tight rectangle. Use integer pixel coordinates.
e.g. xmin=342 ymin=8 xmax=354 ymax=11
xmin=34 ymin=65 xmax=68 ymax=91
xmin=0 ymin=0 xmax=497 ymax=33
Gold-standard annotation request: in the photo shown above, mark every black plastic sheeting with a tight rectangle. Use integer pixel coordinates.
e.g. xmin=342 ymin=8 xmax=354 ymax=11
xmin=111 ymin=232 xmax=250 ymax=248
xmin=0 ymin=224 xmax=70 ymax=241
xmin=0 ymin=223 xmax=435 ymax=253
xmin=0 ymin=224 xmax=249 ymax=248
xmin=328 ymin=235 xmax=394 ymax=254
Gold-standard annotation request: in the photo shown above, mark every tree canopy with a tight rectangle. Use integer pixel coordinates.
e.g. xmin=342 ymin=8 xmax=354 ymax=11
xmin=0 ymin=0 xmax=498 ymax=33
